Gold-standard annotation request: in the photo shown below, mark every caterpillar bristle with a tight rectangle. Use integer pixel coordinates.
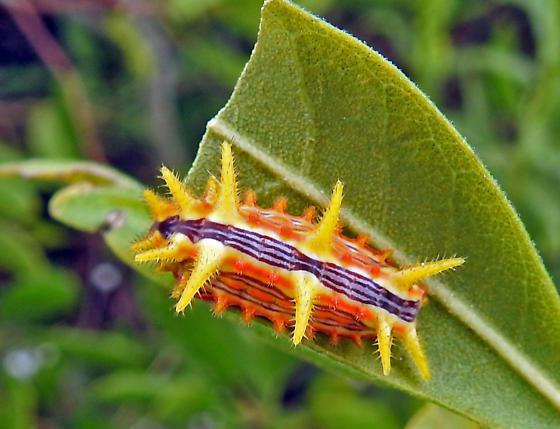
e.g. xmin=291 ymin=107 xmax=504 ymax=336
xmin=131 ymin=141 xmax=465 ymax=381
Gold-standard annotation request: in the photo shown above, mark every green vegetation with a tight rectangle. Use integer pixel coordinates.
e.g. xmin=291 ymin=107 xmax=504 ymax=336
xmin=1 ymin=0 xmax=559 ymax=428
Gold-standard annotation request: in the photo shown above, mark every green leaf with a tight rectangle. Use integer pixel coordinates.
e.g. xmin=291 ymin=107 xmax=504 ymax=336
xmin=307 ymin=375 xmax=401 ymax=429
xmin=48 ymin=184 xmax=164 ymax=284
xmin=0 ymin=160 xmax=141 ymax=189
xmin=45 ymin=327 xmax=148 ymax=368
xmin=405 ymin=404 xmax=481 ymax=429
xmin=0 ymin=220 xmax=49 ymax=275
xmin=0 ymin=381 xmax=37 ymax=429
xmin=104 ymin=13 xmax=155 ymax=80
xmin=90 ymin=371 xmax=215 ymax=418
xmin=0 ymin=179 xmax=40 ymax=224
xmin=26 ymin=100 xmax=80 ymax=159
xmin=0 ymin=268 xmax=79 ymax=321
xmin=181 ymin=1 xmax=560 ymax=427
xmin=90 ymin=371 xmax=169 ymax=403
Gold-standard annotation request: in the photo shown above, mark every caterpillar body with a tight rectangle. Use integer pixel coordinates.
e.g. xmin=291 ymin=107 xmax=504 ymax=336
xmin=132 ymin=142 xmax=464 ymax=380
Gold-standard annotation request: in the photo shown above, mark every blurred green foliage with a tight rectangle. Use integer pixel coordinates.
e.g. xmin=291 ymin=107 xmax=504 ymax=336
xmin=0 ymin=0 xmax=558 ymax=427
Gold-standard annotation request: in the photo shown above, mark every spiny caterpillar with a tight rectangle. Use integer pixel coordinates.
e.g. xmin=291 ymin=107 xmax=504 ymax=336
xmin=132 ymin=142 xmax=464 ymax=380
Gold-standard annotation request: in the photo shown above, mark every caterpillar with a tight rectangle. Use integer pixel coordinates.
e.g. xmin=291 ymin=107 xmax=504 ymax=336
xmin=132 ymin=142 xmax=464 ymax=380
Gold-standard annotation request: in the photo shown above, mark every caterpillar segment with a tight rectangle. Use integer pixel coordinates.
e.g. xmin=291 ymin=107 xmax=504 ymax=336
xmin=133 ymin=235 xmax=193 ymax=264
xmin=214 ymin=141 xmax=242 ymax=223
xmin=292 ymin=272 xmax=320 ymax=345
xmin=130 ymin=228 xmax=165 ymax=254
xmin=174 ymin=239 xmax=226 ymax=313
xmin=376 ymin=313 xmax=393 ymax=376
xmin=143 ymin=188 xmax=177 ymax=222
xmin=132 ymin=141 xmax=465 ymax=380
xmin=392 ymin=258 xmax=465 ymax=291
xmin=302 ymin=180 xmax=344 ymax=258
xmin=160 ymin=166 xmax=194 ymax=216
xmin=202 ymin=176 xmax=220 ymax=206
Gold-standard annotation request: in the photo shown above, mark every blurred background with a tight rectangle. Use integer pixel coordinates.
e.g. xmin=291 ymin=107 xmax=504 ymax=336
xmin=0 ymin=0 xmax=558 ymax=428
